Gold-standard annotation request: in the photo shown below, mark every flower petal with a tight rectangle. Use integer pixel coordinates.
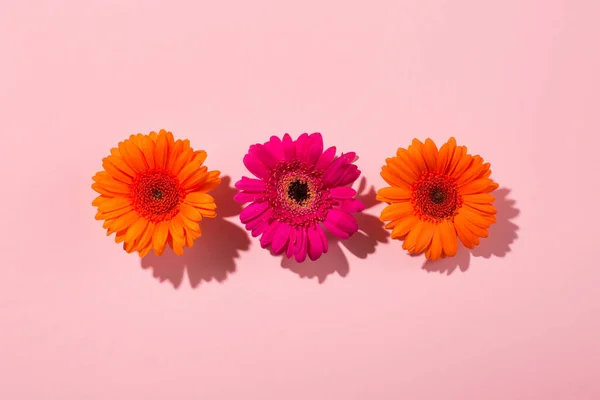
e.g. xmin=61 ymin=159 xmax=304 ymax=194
xmin=307 ymin=225 xmax=324 ymax=261
xmin=243 ymin=154 xmax=270 ymax=179
xmin=272 ymin=223 xmax=291 ymax=255
xmin=282 ymin=133 xmax=295 ymax=161
xmin=240 ymin=201 xmax=269 ymax=224
xmin=329 ymin=186 xmax=356 ymax=199
xmin=305 ymin=133 xmax=324 ymax=166
xmin=235 ymin=176 xmax=266 ymax=192
xmin=376 ymin=187 xmax=411 ymax=202
xmin=294 ymin=228 xmax=308 ymax=263
xmin=380 ymin=202 xmax=414 ymax=221
xmin=323 ymin=209 xmax=358 ymax=238
xmin=438 ymin=219 xmax=458 ymax=257
xmin=316 ymin=146 xmax=336 ymax=170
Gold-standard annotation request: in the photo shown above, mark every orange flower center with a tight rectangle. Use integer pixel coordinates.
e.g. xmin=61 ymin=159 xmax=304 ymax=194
xmin=130 ymin=169 xmax=183 ymax=223
xmin=412 ymin=172 xmax=462 ymax=222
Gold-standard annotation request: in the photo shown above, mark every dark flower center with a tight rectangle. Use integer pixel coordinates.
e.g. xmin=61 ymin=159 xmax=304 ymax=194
xmin=429 ymin=189 xmax=446 ymax=204
xmin=287 ymin=179 xmax=310 ymax=204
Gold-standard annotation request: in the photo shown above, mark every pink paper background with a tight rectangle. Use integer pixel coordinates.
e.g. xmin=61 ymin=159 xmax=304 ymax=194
xmin=1 ymin=1 xmax=599 ymax=399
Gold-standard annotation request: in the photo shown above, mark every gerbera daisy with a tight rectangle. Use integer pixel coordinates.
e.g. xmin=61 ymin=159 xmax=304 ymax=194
xmin=377 ymin=137 xmax=498 ymax=260
xmin=235 ymin=133 xmax=365 ymax=262
xmin=92 ymin=129 xmax=221 ymax=257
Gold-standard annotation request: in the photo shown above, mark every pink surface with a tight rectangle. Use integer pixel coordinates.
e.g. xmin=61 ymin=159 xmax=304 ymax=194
xmin=1 ymin=1 xmax=599 ymax=399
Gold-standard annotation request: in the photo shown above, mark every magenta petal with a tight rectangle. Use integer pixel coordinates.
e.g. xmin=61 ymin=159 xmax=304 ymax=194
xmin=295 ymin=133 xmax=309 ymax=163
xmin=295 ymin=228 xmax=308 ymax=262
xmin=264 ymin=136 xmax=284 ymax=161
xmin=342 ymin=152 xmax=357 ymax=162
xmin=307 ymin=225 xmax=324 ymax=261
xmin=322 ymin=157 xmax=346 ymax=188
xmin=272 ymin=223 xmax=291 ymax=255
xmin=329 ymin=186 xmax=356 ymax=199
xmin=305 ymin=133 xmax=324 ymax=166
xmin=246 ymin=208 xmax=273 ymax=231
xmin=282 ymin=133 xmax=295 ymax=160
xmin=323 ymin=219 xmax=350 ymax=239
xmin=316 ymin=146 xmax=336 ymax=170
xmin=234 ymin=191 xmax=263 ymax=203
xmin=251 ymin=221 xmax=268 ymax=237
xmin=338 ymin=165 xmax=361 ymax=187
xmin=250 ymin=144 xmax=278 ymax=169
xmin=317 ymin=224 xmax=329 ymax=254
xmin=260 ymin=221 xmax=279 ymax=248
xmin=327 ymin=209 xmax=359 ymax=234
xmin=235 ymin=176 xmax=266 ymax=192
xmin=340 ymin=199 xmax=365 ymax=213
xmin=243 ymin=154 xmax=270 ymax=179
xmin=286 ymin=227 xmax=297 ymax=258
xmin=240 ymin=201 xmax=269 ymax=224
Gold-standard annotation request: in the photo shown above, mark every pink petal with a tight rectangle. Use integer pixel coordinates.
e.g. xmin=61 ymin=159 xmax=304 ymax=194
xmin=264 ymin=136 xmax=284 ymax=161
xmin=305 ymin=133 xmax=323 ymax=166
xmin=235 ymin=176 xmax=266 ymax=192
xmin=342 ymin=152 xmax=357 ymax=162
xmin=322 ymin=157 xmax=346 ymax=188
xmin=234 ymin=191 xmax=263 ymax=203
xmin=245 ymin=208 xmax=273 ymax=231
xmin=260 ymin=221 xmax=280 ymax=248
xmin=272 ymin=223 xmax=291 ymax=255
xmin=339 ymin=199 xmax=365 ymax=213
xmin=251 ymin=220 xmax=268 ymax=237
xmin=243 ymin=154 xmax=270 ymax=179
xmin=294 ymin=228 xmax=308 ymax=263
xmin=316 ymin=146 xmax=336 ymax=170
xmin=317 ymin=224 xmax=329 ymax=254
xmin=323 ymin=209 xmax=358 ymax=239
xmin=286 ymin=227 xmax=297 ymax=258
xmin=329 ymin=186 xmax=356 ymax=199
xmin=250 ymin=144 xmax=278 ymax=169
xmin=294 ymin=133 xmax=309 ymax=163
xmin=307 ymin=225 xmax=324 ymax=261
xmin=240 ymin=201 xmax=269 ymax=224
xmin=282 ymin=133 xmax=295 ymax=160
xmin=338 ymin=165 xmax=361 ymax=187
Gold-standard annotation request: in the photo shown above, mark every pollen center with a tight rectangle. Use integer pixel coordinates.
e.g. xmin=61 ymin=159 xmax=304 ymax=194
xmin=130 ymin=169 xmax=183 ymax=223
xmin=287 ymin=179 xmax=310 ymax=204
xmin=412 ymin=172 xmax=462 ymax=222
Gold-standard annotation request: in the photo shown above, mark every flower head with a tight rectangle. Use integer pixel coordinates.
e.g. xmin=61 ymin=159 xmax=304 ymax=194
xmin=377 ymin=137 xmax=498 ymax=260
xmin=235 ymin=133 xmax=364 ymax=262
xmin=92 ymin=130 xmax=221 ymax=256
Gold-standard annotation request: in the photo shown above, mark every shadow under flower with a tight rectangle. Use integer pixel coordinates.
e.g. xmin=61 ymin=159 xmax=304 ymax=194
xmin=140 ymin=176 xmax=251 ymax=288
xmin=281 ymin=177 xmax=388 ymax=283
xmin=422 ymin=187 xmax=520 ymax=275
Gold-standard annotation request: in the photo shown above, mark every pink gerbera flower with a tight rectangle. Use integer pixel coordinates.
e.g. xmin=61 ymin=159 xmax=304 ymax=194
xmin=235 ymin=133 xmax=365 ymax=262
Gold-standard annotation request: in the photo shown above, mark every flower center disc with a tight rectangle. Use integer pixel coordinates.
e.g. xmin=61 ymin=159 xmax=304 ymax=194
xmin=412 ymin=172 xmax=461 ymax=221
xmin=130 ymin=169 xmax=182 ymax=222
xmin=287 ymin=179 xmax=311 ymax=204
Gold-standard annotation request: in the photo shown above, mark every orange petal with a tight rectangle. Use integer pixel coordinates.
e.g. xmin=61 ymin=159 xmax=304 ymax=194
xmin=96 ymin=196 xmax=132 ymax=213
xmin=391 ymin=214 xmax=419 ymax=239
xmin=136 ymin=221 xmax=156 ymax=252
xmin=171 ymin=147 xmax=194 ymax=176
xmin=447 ymin=146 xmax=466 ymax=177
xmin=141 ymin=136 xmax=156 ymax=169
xmin=413 ymin=221 xmax=435 ymax=254
xmin=376 ymin=186 xmax=411 ymax=202
xmin=152 ymin=221 xmax=169 ymax=255
xmin=395 ymin=149 xmax=421 ymax=178
xmin=96 ymin=205 xmax=133 ymax=221
xmin=426 ymin=224 xmax=443 ymax=260
xmin=422 ymin=138 xmax=438 ymax=171
xmin=380 ymin=201 xmax=414 ymax=221
xmin=178 ymin=160 xmax=208 ymax=186
xmin=185 ymin=192 xmax=215 ymax=206
xmin=154 ymin=131 xmax=168 ymax=169
xmin=381 ymin=166 xmax=411 ymax=190
xmin=102 ymin=159 xmax=133 ymax=184
xmin=107 ymin=210 xmax=139 ymax=234
xmin=124 ymin=217 xmax=148 ymax=244
xmin=463 ymin=201 xmax=496 ymax=215
xmin=194 ymin=172 xmax=221 ymax=193
xmin=402 ymin=220 xmax=424 ymax=252
xmin=454 ymin=156 xmax=484 ymax=186
xmin=436 ymin=137 xmax=457 ymax=174
xmin=453 ymin=214 xmax=479 ymax=249
xmin=408 ymin=139 xmax=427 ymax=173
xmin=438 ymin=219 xmax=458 ymax=257
xmin=459 ymin=178 xmax=498 ymax=195
xmin=386 ymin=157 xmax=417 ymax=184
xmin=119 ymin=140 xmax=147 ymax=172
xmin=462 ymin=193 xmax=495 ymax=204
xmin=179 ymin=203 xmax=202 ymax=222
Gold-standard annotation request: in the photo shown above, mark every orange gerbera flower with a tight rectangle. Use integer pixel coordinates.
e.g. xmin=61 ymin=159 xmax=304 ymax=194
xmin=377 ymin=137 xmax=498 ymax=260
xmin=92 ymin=129 xmax=221 ymax=257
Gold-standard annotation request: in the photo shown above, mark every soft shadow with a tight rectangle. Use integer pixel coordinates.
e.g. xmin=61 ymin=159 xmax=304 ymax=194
xmin=140 ymin=176 xmax=250 ymax=288
xmin=281 ymin=177 xmax=388 ymax=283
xmin=422 ymin=188 xmax=520 ymax=275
